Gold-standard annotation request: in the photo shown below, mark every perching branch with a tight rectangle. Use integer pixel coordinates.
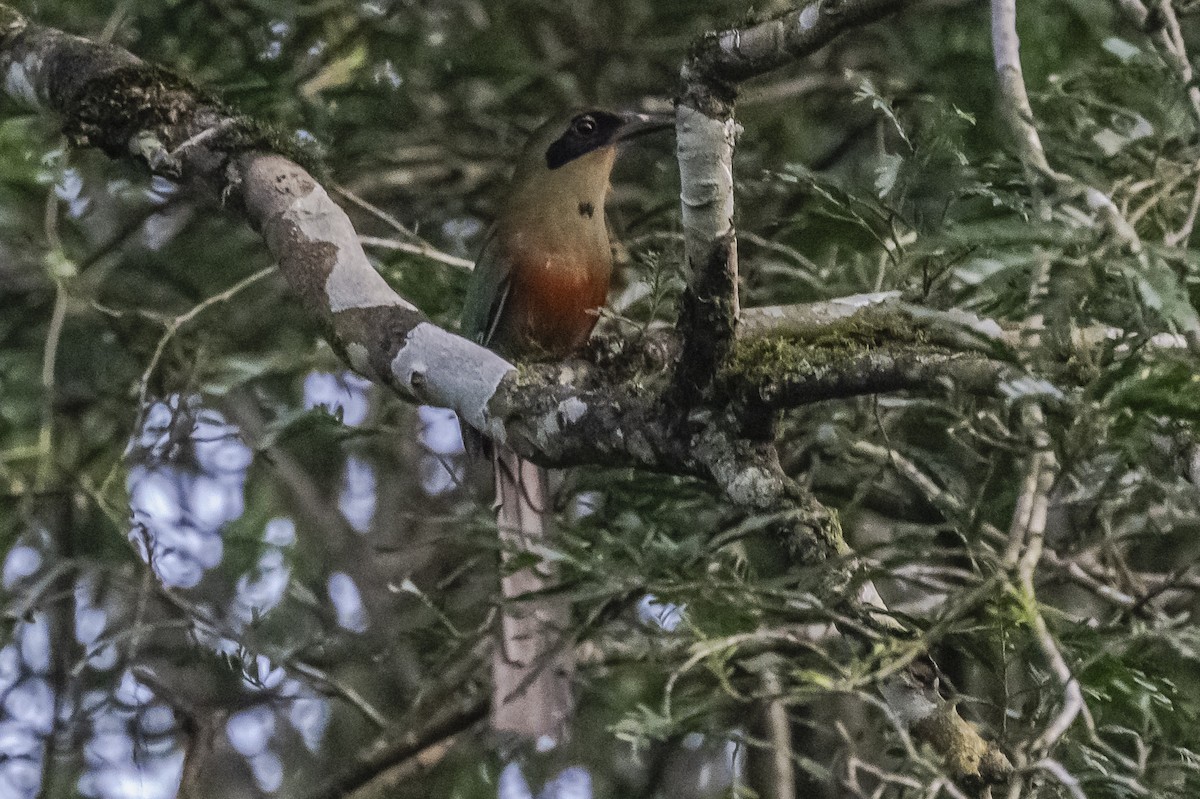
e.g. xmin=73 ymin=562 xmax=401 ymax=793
xmin=670 ymin=0 xmax=914 ymax=403
xmin=0 ymin=6 xmax=512 ymax=439
xmin=0 ymin=3 xmax=1020 ymax=787
xmin=0 ymin=3 xmax=995 ymax=536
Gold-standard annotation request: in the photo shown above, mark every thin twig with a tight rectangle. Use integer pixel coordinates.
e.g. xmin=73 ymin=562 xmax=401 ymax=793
xmin=286 ymin=659 xmax=390 ymax=729
xmin=1041 ymin=549 xmax=1140 ymax=609
xmin=336 ymin=185 xmax=474 ymax=270
xmin=1165 ymin=173 xmax=1200 ymax=246
xmin=302 ymin=696 xmax=486 ymax=799
xmin=760 ymin=665 xmax=796 ymax=799
xmin=1034 ymin=758 xmax=1088 ymax=799
xmin=358 ymin=235 xmax=475 ymax=270
xmin=993 ymin=0 xmax=1152 ymax=263
xmin=1154 ymin=0 xmax=1200 ymax=127
xmin=131 ymin=266 xmax=276 ymax=435
xmin=84 ymin=482 xmax=392 ymax=730
xmin=990 ymin=0 xmax=1060 ymax=180
xmin=37 ymin=189 xmax=68 ymax=491
xmin=1007 ymin=408 xmax=1082 ymax=758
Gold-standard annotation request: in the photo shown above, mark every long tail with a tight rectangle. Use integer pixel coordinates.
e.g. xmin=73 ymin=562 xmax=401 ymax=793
xmin=491 ymin=445 xmax=574 ymax=742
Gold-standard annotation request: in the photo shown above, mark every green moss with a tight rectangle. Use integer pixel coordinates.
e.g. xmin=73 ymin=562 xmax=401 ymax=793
xmin=62 ymin=63 xmax=324 ymax=177
xmin=511 ymin=362 xmax=541 ymax=387
xmin=723 ymin=309 xmax=928 ymax=385
xmin=64 ymin=65 xmax=211 ymax=155
xmin=221 ymin=117 xmax=327 ymax=180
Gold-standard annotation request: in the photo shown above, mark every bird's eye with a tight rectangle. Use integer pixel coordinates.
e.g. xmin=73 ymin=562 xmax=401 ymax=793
xmin=572 ymin=115 xmax=598 ymax=136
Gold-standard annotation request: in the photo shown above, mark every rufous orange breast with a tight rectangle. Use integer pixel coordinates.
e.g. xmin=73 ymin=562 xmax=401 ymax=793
xmin=495 ymin=242 xmax=611 ymax=357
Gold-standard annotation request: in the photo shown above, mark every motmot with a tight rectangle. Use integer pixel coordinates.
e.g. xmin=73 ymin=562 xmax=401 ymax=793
xmin=461 ymin=109 xmax=671 ymax=741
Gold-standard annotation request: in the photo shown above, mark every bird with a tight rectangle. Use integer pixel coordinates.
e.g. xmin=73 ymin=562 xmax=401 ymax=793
xmin=461 ymin=109 xmax=671 ymax=743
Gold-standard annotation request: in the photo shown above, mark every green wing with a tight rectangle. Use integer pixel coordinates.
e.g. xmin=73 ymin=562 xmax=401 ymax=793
xmin=460 ymin=226 xmax=513 ymax=348
xmin=460 ymin=226 xmax=513 ymax=453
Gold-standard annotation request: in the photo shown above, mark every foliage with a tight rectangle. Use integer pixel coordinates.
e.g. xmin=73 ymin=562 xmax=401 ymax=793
xmin=2 ymin=1 xmax=1200 ymax=799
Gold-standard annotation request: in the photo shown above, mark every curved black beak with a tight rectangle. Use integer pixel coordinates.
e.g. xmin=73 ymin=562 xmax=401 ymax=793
xmin=614 ymin=111 xmax=675 ymax=142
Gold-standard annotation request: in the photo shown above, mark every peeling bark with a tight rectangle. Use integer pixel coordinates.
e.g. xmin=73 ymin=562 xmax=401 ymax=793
xmin=0 ymin=4 xmax=1017 ymax=788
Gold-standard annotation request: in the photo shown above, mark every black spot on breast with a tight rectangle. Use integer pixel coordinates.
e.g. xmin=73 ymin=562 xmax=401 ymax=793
xmin=578 ymin=201 xmax=595 ymax=218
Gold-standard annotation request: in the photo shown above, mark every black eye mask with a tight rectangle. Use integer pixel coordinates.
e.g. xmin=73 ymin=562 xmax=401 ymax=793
xmin=544 ymin=111 xmax=625 ymax=170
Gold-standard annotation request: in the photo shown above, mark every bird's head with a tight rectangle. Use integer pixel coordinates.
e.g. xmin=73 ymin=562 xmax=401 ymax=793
xmin=541 ymin=109 xmax=672 ymax=171
xmin=504 ymin=109 xmax=673 ymax=217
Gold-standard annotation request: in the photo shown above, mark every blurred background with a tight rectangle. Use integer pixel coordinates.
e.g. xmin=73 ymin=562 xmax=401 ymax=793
xmin=2 ymin=0 xmax=1200 ymax=797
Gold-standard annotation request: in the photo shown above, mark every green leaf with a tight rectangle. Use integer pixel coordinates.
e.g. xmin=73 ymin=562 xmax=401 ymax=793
xmin=1125 ymin=260 xmax=1200 ymax=333
xmin=874 ymin=153 xmax=903 ymax=198
xmin=1101 ymin=37 xmax=1142 ymax=64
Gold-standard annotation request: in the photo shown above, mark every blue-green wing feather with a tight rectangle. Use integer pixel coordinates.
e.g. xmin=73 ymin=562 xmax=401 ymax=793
xmin=461 ymin=226 xmax=512 ymax=348
xmin=460 ymin=226 xmax=512 ymax=454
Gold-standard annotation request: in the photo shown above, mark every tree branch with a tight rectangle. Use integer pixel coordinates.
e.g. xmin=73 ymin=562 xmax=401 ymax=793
xmin=690 ymin=0 xmax=913 ymax=84
xmin=302 ymin=696 xmax=486 ymax=799
xmin=0 ymin=2 xmax=998 ymax=529
xmin=990 ymin=0 xmax=1060 ymax=181
xmin=670 ymin=0 xmax=912 ymax=405
xmin=0 ymin=6 xmax=1023 ymax=787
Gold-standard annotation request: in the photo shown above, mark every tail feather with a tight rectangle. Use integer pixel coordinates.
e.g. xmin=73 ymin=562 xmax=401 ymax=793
xmin=491 ymin=445 xmax=574 ymax=742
